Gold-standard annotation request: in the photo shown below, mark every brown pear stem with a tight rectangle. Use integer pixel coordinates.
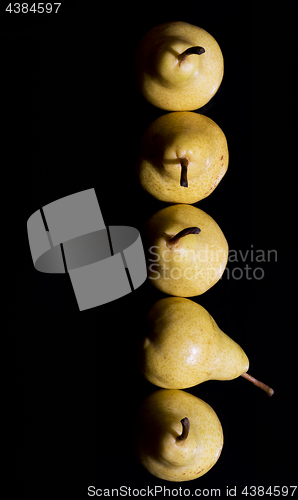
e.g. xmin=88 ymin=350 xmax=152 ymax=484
xmin=180 ymin=158 xmax=188 ymax=187
xmin=168 ymin=227 xmax=201 ymax=246
xmin=178 ymin=46 xmax=205 ymax=63
xmin=176 ymin=417 xmax=190 ymax=443
xmin=241 ymin=372 xmax=274 ymax=397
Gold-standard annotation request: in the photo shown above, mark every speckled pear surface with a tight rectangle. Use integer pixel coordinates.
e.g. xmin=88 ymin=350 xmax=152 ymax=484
xmin=143 ymin=204 xmax=228 ymax=296
xmin=140 ymin=297 xmax=249 ymax=389
xmin=135 ymin=389 xmax=223 ymax=481
xmin=134 ymin=21 xmax=223 ymax=111
xmin=137 ymin=111 xmax=228 ymax=204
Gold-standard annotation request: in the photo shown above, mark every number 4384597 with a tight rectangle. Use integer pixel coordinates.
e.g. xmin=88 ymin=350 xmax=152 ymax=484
xmin=6 ymin=3 xmax=61 ymax=13
xmin=241 ymin=486 xmax=297 ymax=497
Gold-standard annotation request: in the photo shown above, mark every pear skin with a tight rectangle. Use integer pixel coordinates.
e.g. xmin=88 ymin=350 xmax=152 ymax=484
xmin=140 ymin=297 xmax=249 ymax=389
xmin=134 ymin=21 xmax=223 ymax=111
xmin=137 ymin=112 xmax=229 ymax=204
xmin=143 ymin=203 xmax=228 ymax=296
xmin=135 ymin=389 xmax=223 ymax=481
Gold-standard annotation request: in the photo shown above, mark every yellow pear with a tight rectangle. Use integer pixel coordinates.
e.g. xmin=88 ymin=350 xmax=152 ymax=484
xmin=135 ymin=388 xmax=223 ymax=481
xmin=137 ymin=111 xmax=228 ymax=204
xmin=140 ymin=297 xmax=274 ymax=396
xmin=143 ymin=203 xmax=228 ymax=296
xmin=134 ymin=21 xmax=223 ymax=111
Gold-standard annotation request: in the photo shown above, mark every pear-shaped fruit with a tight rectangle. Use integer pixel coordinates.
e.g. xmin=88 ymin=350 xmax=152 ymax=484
xmin=143 ymin=203 xmax=228 ymax=296
xmin=137 ymin=111 xmax=229 ymax=204
xmin=135 ymin=388 xmax=223 ymax=481
xmin=134 ymin=21 xmax=223 ymax=111
xmin=140 ymin=297 xmax=274 ymax=396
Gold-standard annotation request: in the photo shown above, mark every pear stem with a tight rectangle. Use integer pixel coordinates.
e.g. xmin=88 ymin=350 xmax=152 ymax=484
xmin=180 ymin=158 xmax=188 ymax=187
xmin=178 ymin=46 xmax=205 ymax=64
xmin=176 ymin=417 xmax=190 ymax=444
xmin=167 ymin=227 xmax=201 ymax=247
xmin=241 ymin=372 xmax=274 ymax=397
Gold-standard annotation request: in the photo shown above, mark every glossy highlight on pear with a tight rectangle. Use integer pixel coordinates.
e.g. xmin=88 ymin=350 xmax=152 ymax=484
xmin=139 ymin=297 xmax=274 ymax=396
xmin=134 ymin=389 xmax=223 ymax=481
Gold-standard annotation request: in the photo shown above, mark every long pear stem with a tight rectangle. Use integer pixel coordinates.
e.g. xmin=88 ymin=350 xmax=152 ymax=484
xmin=178 ymin=46 xmax=205 ymax=64
xmin=176 ymin=417 xmax=190 ymax=444
xmin=168 ymin=227 xmax=201 ymax=247
xmin=180 ymin=158 xmax=188 ymax=187
xmin=241 ymin=372 xmax=274 ymax=397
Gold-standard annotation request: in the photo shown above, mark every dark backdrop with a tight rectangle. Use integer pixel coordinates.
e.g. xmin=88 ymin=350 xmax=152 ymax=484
xmin=3 ymin=1 xmax=297 ymax=498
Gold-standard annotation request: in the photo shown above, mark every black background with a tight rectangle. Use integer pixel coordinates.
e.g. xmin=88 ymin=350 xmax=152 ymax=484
xmin=3 ymin=1 xmax=298 ymax=498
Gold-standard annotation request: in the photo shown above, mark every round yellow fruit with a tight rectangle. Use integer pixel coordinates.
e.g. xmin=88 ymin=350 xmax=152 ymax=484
xmin=137 ymin=111 xmax=228 ymax=204
xmin=134 ymin=21 xmax=224 ymax=111
xmin=135 ymin=389 xmax=223 ymax=481
xmin=143 ymin=204 xmax=228 ymax=296
xmin=140 ymin=297 xmax=249 ymax=390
